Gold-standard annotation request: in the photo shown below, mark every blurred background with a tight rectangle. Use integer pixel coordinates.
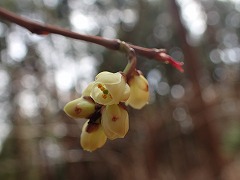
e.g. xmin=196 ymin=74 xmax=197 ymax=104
xmin=1 ymin=0 xmax=240 ymax=179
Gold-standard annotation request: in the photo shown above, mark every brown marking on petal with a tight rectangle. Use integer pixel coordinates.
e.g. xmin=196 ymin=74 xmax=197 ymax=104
xmin=119 ymin=103 xmax=127 ymax=110
xmin=83 ymin=96 xmax=95 ymax=104
xmin=144 ymin=84 xmax=149 ymax=91
xmin=86 ymin=123 xmax=99 ymax=133
xmin=75 ymin=107 xmax=82 ymax=114
xmin=112 ymin=116 xmax=119 ymax=122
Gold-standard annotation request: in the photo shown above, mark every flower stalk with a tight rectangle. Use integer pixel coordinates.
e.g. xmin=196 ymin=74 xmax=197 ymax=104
xmin=118 ymin=41 xmax=137 ymax=80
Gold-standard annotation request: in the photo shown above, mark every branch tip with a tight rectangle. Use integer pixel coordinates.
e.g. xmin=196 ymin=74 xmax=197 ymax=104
xmin=158 ymin=52 xmax=184 ymax=73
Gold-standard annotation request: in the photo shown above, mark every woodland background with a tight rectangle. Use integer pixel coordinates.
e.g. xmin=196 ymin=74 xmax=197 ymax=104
xmin=1 ymin=0 xmax=240 ymax=179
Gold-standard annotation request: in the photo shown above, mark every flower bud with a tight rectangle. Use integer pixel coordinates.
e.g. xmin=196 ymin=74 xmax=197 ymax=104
xmin=90 ymin=71 xmax=130 ymax=105
xmin=101 ymin=104 xmax=129 ymax=140
xmin=81 ymin=120 xmax=107 ymax=152
xmin=126 ymin=72 xmax=149 ymax=109
xmin=64 ymin=97 xmax=96 ymax=119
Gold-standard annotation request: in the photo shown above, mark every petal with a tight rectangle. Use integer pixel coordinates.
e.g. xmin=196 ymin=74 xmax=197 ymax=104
xmin=91 ymin=72 xmax=130 ymax=105
xmin=80 ymin=121 xmax=107 ymax=152
xmin=95 ymin=71 xmax=122 ymax=84
xmin=121 ymin=83 xmax=130 ymax=102
xmin=90 ymin=84 xmax=113 ymax=105
xmin=126 ymin=87 xmax=149 ymax=109
xmin=82 ymin=82 xmax=94 ymax=96
xmin=105 ymin=76 xmax=130 ymax=102
xmin=101 ymin=105 xmax=129 ymax=140
xmin=131 ymin=75 xmax=149 ymax=90
xmin=64 ymin=97 xmax=96 ymax=119
xmin=126 ymin=74 xmax=149 ymax=109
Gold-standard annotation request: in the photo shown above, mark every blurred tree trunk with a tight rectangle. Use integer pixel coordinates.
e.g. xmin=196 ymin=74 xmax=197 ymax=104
xmin=169 ymin=0 xmax=225 ymax=179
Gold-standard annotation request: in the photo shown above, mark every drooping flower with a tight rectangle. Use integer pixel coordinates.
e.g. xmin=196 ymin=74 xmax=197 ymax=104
xmin=126 ymin=71 xmax=149 ymax=109
xmin=80 ymin=120 xmax=107 ymax=152
xmin=64 ymin=97 xmax=96 ymax=119
xmin=90 ymin=71 xmax=130 ymax=105
xmin=101 ymin=104 xmax=129 ymax=140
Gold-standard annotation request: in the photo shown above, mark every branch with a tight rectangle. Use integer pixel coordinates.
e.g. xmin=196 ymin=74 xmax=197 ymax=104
xmin=0 ymin=7 xmax=183 ymax=72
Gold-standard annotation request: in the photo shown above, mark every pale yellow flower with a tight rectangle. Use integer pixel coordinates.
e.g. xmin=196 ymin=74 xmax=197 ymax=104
xmin=82 ymin=82 xmax=94 ymax=96
xmin=126 ymin=73 xmax=149 ymax=109
xmin=80 ymin=120 xmax=107 ymax=152
xmin=64 ymin=97 xmax=95 ymax=119
xmin=101 ymin=104 xmax=129 ymax=140
xmin=90 ymin=71 xmax=130 ymax=105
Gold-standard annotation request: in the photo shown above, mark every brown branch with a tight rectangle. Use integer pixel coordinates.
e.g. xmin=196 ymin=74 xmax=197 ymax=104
xmin=0 ymin=7 xmax=183 ymax=72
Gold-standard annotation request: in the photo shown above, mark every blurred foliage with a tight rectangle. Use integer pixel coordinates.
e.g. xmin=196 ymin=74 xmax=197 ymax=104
xmin=1 ymin=0 xmax=240 ymax=179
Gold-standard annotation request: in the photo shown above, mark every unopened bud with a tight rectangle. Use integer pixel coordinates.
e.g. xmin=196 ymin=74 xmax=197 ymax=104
xmin=64 ymin=97 xmax=96 ymax=119
xmin=126 ymin=71 xmax=149 ymax=109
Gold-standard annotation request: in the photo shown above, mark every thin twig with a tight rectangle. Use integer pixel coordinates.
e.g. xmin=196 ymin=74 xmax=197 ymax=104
xmin=0 ymin=7 xmax=183 ymax=72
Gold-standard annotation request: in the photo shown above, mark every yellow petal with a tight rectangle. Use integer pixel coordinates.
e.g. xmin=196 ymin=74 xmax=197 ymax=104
xmin=95 ymin=71 xmax=122 ymax=83
xmin=80 ymin=121 xmax=107 ymax=152
xmin=126 ymin=74 xmax=149 ymax=109
xmin=82 ymin=82 xmax=94 ymax=96
xmin=101 ymin=104 xmax=129 ymax=140
xmin=91 ymin=71 xmax=130 ymax=105
xmin=64 ymin=97 xmax=95 ymax=119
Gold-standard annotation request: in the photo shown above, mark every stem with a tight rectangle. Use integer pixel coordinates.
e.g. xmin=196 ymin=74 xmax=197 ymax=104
xmin=123 ymin=54 xmax=136 ymax=79
xmin=118 ymin=41 xmax=137 ymax=79
xmin=0 ymin=7 xmax=183 ymax=72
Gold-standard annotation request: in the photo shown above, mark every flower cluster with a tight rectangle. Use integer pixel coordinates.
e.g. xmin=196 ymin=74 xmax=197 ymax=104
xmin=64 ymin=71 xmax=149 ymax=152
